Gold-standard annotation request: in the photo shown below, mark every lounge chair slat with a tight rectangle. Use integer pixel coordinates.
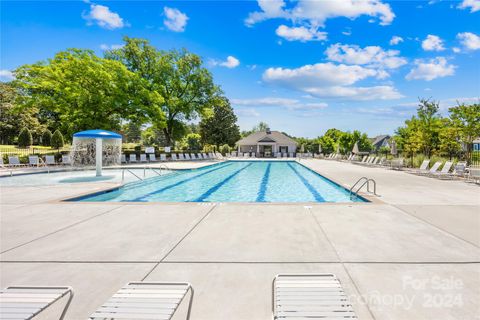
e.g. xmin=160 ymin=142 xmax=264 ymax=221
xmin=273 ymin=274 xmax=356 ymax=319
xmin=90 ymin=282 xmax=193 ymax=320
xmin=90 ymin=312 xmax=172 ymax=319
xmin=0 ymin=313 xmax=35 ymax=319
xmin=97 ymin=307 xmax=175 ymax=314
xmin=118 ymin=289 xmax=187 ymax=294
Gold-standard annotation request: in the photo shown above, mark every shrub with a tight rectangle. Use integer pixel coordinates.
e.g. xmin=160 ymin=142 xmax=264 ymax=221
xmin=18 ymin=128 xmax=33 ymax=147
xmin=203 ymin=144 xmax=214 ymax=153
xmin=42 ymin=129 xmax=52 ymax=146
xmin=51 ymin=130 xmax=64 ymax=149
xmin=220 ymin=144 xmax=230 ymax=155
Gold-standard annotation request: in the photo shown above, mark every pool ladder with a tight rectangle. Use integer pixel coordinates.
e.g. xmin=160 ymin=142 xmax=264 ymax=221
xmin=350 ymin=177 xmax=378 ymax=199
xmin=122 ymin=164 xmax=171 ymax=182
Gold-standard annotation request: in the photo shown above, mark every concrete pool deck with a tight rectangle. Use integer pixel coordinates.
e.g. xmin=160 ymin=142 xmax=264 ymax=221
xmin=0 ymin=159 xmax=479 ymax=319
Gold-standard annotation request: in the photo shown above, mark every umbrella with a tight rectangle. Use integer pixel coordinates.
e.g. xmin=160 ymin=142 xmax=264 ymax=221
xmin=300 ymin=144 xmax=305 ymax=153
xmin=318 ymin=144 xmax=322 ymax=153
xmin=336 ymin=145 xmax=340 ymax=153
xmin=390 ymin=140 xmax=398 ymax=156
xmin=352 ymin=142 xmax=359 ymax=154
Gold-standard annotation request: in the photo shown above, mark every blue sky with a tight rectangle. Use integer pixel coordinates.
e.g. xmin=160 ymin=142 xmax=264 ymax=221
xmin=1 ymin=0 xmax=479 ymax=138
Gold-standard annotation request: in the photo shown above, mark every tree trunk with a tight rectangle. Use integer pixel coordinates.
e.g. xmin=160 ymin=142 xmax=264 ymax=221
xmin=163 ymin=127 xmax=172 ymax=147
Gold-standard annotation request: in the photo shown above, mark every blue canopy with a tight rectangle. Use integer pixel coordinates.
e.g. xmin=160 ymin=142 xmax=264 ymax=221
xmin=73 ymin=129 xmax=122 ymax=139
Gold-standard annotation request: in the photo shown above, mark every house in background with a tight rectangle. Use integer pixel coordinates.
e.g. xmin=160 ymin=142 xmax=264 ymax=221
xmin=473 ymin=138 xmax=480 ymax=152
xmin=236 ymin=128 xmax=297 ymax=157
xmin=370 ymin=135 xmax=391 ymax=152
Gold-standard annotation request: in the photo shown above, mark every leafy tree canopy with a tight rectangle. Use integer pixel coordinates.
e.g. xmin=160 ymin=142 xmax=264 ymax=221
xmin=199 ymin=97 xmax=240 ymax=147
xmin=14 ymin=49 xmax=163 ymax=139
xmin=106 ymin=37 xmax=220 ymax=146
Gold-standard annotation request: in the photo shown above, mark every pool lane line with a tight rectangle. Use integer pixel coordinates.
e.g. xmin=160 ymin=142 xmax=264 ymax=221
xmin=192 ymin=163 xmax=254 ymax=202
xmin=121 ymin=162 xmax=232 ymax=191
xmin=287 ymin=162 xmax=325 ymax=202
xmin=131 ymin=162 xmax=235 ymax=201
xmin=256 ymin=162 xmax=272 ymax=202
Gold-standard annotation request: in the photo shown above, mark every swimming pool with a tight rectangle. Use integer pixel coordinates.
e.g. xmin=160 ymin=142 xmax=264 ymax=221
xmin=75 ymin=161 xmax=366 ymax=203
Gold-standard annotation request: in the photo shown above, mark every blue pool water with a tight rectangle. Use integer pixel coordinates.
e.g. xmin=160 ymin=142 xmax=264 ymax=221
xmin=75 ymin=161 xmax=366 ymax=203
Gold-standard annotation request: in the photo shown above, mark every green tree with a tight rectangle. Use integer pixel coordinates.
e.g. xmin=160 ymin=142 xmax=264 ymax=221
xmin=51 ymin=130 xmax=64 ymax=149
xmin=438 ymin=119 xmax=461 ymax=159
xmin=448 ymin=103 xmax=480 ymax=163
xmin=416 ymin=98 xmax=442 ymax=157
xmin=122 ymin=121 xmax=143 ymax=143
xmin=0 ymin=83 xmax=44 ymax=144
xmin=14 ymin=49 xmax=163 ymax=139
xmin=18 ymin=128 xmax=32 ymax=147
xmin=219 ymin=144 xmax=231 ymax=155
xmin=199 ymin=97 xmax=240 ymax=147
xmin=42 ymin=129 xmax=52 ymax=146
xmin=184 ymin=133 xmax=202 ymax=151
xmin=106 ymin=37 xmax=219 ymax=146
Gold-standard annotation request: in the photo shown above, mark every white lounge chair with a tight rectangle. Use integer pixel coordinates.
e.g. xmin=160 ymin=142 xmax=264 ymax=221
xmin=208 ymin=152 xmax=215 ymax=159
xmin=140 ymin=154 xmax=148 ymax=163
xmin=148 ymin=154 xmax=158 ymax=162
xmin=184 ymin=153 xmax=191 ymax=160
xmin=243 ymin=153 xmax=249 ymax=158
xmin=190 ymin=153 xmax=197 ymax=160
xmin=0 ymin=156 xmax=4 ymax=168
xmin=390 ymin=158 xmax=404 ymax=170
xmin=251 ymin=152 xmax=256 ymax=158
xmin=289 ymin=152 xmax=294 ymax=158
xmin=7 ymin=156 xmax=23 ymax=167
xmin=28 ymin=155 xmax=39 ymax=167
xmin=196 ymin=153 xmax=203 ymax=160
xmin=62 ymin=155 xmax=71 ymax=165
xmin=160 ymin=154 xmax=167 ymax=161
xmin=417 ymin=161 xmax=441 ymax=175
xmin=177 ymin=153 xmax=184 ymax=161
xmin=276 ymin=153 xmax=281 ymax=158
xmin=452 ymin=161 xmax=467 ymax=178
xmin=121 ymin=154 xmax=127 ymax=163
xmin=431 ymin=161 xmax=453 ymax=178
xmin=273 ymin=274 xmax=357 ymax=319
xmin=0 ymin=286 xmax=73 ymax=320
xmin=411 ymin=159 xmax=430 ymax=174
xmin=468 ymin=166 xmax=480 ymax=184
xmin=171 ymin=154 xmax=178 ymax=161
xmin=202 ymin=152 xmax=208 ymax=159
xmin=89 ymin=282 xmax=193 ymax=320
xmin=129 ymin=154 xmax=137 ymax=163
xmin=45 ymin=155 xmax=56 ymax=165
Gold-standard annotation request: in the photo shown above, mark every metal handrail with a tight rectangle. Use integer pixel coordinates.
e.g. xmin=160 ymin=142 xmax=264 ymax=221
xmin=122 ymin=169 xmax=143 ymax=182
xmin=350 ymin=177 xmax=378 ymax=199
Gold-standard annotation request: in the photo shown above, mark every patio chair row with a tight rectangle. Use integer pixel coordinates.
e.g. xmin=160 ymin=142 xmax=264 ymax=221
xmin=0 ymin=155 xmax=71 ymax=168
xmin=121 ymin=152 xmax=221 ymax=163
xmin=0 ymin=274 xmax=356 ymax=320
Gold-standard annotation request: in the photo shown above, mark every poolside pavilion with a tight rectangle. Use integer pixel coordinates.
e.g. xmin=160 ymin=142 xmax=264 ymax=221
xmin=236 ymin=128 xmax=297 ymax=157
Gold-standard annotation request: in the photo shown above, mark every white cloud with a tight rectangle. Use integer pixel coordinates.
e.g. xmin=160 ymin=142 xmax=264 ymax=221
xmin=452 ymin=47 xmax=461 ymax=53
xmin=163 ymin=7 xmax=188 ymax=32
xmin=275 ymin=25 xmax=327 ymax=42
xmin=262 ymin=62 xmax=402 ymax=100
xmin=245 ymin=0 xmax=394 ymax=42
xmin=421 ymin=35 xmax=445 ymax=51
xmin=457 ymin=0 xmax=480 ymax=12
xmin=325 ymin=43 xmax=407 ymax=69
xmin=99 ymin=44 xmax=124 ymax=50
xmin=457 ymin=32 xmax=480 ymax=50
xmin=246 ymin=0 xmax=394 ymax=26
xmin=83 ymin=4 xmax=125 ymax=29
xmin=231 ymin=97 xmax=328 ymax=111
xmin=210 ymin=56 xmax=240 ymax=68
xmin=235 ymin=108 xmax=260 ymax=117
xmin=0 ymin=70 xmax=14 ymax=82
xmin=405 ymin=57 xmax=456 ymax=81
xmin=389 ymin=36 xmax=403 ymax=45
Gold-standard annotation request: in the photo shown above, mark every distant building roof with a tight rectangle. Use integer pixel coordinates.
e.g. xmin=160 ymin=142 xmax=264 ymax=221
xmin=370 ymin=135 xmax=391 ymax=149
xmin=237 ymin=131 xmax=297 ymax=146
